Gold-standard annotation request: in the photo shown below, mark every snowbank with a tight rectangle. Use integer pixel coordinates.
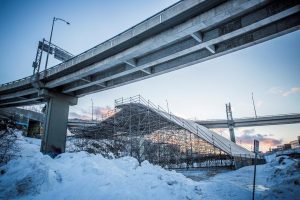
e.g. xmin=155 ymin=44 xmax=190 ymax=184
xmin=196 ymin=153 xmax=300 ymax=200
xmin=0 ymin=134 xmax=200 ymax=200
xmin=1 ymin=132 xmax=299 ymax=200
xmin=263 ymin=155 xmax=300 ymax=199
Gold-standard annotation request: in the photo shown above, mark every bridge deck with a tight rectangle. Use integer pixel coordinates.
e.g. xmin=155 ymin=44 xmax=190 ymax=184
xmin=196 ymin=113 xmax=300 ymax=128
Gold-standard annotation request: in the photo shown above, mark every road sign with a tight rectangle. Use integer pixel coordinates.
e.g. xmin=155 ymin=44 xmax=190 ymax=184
xmin=254 ymin=139 xmax=259 ymax=153
xmin=252 ymin=139 xmax=259 ymax=200
xmin=38 ymin=41 xmax=53 ymax=54
xmin=54 ymin=48 xmax=73 ymax=62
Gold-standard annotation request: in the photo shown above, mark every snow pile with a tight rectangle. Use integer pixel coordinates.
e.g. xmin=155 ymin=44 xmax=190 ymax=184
xmin=1 ymin=132 xmax=299 ymax=200
xmin=195 ymin=153 xmax=300 ymax=200
xmin=263 ymin=155 xmax=300 ymax=199
xmin=0 ymin=134 xmax=200 ymax=200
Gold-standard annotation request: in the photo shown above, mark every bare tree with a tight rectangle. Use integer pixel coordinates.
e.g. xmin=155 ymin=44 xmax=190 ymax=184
xmin=0 ymin=121 xmax=20 ymax=165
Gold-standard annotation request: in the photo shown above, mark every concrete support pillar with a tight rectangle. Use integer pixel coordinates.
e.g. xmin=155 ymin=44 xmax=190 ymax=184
xmin=229 ymin=126 xmax=236 ymax=143
xmin=39 ymin=89 xmax=77 ymax=155
xmin=226 ymin=103 xmax=236 ymax=143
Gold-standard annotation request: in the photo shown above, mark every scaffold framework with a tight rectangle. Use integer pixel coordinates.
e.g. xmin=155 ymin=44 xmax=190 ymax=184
xmin=73 ymin=95 xmax=262 ymax=169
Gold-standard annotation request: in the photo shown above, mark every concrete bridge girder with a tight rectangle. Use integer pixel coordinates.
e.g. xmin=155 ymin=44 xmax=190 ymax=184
xmin=46 ymin=0 xmax=276 ymax=92
xmin=52 ymin=0 xmax=300 ymax=94
xmin=1 ymin=0 xmax=300 ymax=107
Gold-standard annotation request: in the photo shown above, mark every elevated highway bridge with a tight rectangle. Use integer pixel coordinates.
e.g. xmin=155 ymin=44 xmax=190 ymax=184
xmin=0 ymin=0 xmax=299 ymax=154
xmin=196 ymin=113 xmax=300 ymax=128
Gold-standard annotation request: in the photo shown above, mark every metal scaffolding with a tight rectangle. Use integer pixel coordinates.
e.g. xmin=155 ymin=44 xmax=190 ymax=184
xmin=74 ymin=95 xmax=243 ymax=169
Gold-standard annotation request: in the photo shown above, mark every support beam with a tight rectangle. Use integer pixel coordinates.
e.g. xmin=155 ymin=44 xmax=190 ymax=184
xmin=206 ymin=45 xmax=216 ymax=54
xmin=124 ymin=59 xmax=136 ymax=68
xmin=191 ymin=32 xmax=215 ymax=53
xmin=226 ymin=103 xmax=236 ymax=143
xmin=124 ymin=59 xmax=151 ymax=75
xmin=229 ymin=126 xmax=236 ymax=143
xmin=0 ymin=88 xmax=37 ymax=100
xmin=191 ymin=32 xmax=203 ymax=43
xmin=39 ymin=89 xmax=77 ymax=155
xmin=0 ymin=97 xmax=43 ymax=107
xmin=81 ymin=78 xmax=106 ymax=88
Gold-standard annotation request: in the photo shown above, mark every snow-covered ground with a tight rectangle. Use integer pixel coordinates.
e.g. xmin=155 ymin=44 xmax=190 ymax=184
xmin=0 ymin=132 xmax=299 ymax=200
xmin=197 ymin=156 xmax=300 ymax=200
xmin=0 ymin=132 xmax=200 ymax=200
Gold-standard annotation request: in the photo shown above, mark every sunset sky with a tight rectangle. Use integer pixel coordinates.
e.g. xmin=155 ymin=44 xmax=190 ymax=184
xmin=0 ymin=0 xmax=299 ymax=152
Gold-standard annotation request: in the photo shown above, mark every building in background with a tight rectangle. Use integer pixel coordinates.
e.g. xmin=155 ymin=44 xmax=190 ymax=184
xmin=290 ymin=136 xmax=300 ymax=149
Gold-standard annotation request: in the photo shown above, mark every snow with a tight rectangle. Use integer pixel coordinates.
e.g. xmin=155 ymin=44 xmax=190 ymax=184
xmin=66 ymin=129 xmax=74 ymax=136
xmin=0 ymin=133 xmax=200 ymax=200
xmin=196 ymin=154 xmax=300 ymax=200
xmin=0 ymin=132 xmax=299 ymax=200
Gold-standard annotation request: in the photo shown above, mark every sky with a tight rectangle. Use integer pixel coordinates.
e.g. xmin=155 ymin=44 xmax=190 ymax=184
xmin=0 ymin=0 xmax=300 ymax=152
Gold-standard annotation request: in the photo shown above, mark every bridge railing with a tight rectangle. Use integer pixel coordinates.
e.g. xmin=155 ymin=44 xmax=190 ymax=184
xmin=1 ymin=74 xmax=32 ymax=87
xmin=0 ymin=59 xmax=66 ymax=87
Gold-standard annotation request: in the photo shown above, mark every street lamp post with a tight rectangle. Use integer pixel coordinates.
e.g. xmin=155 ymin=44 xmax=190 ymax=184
xmin=44 ymin=17 xmax=70 ymax=71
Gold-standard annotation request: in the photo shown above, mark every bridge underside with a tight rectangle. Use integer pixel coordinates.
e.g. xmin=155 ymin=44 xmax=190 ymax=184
xmin=1 ymin=0 xmax=299 ymax=157
xmin=1 ymin=0 xmax=300 ymax=107
xmin=196 ymin=114 xmax=300 ymax=129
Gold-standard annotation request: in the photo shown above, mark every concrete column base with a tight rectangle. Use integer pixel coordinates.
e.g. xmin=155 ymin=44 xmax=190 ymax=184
xmin=39 ymin=89 xmax=77 ymax=156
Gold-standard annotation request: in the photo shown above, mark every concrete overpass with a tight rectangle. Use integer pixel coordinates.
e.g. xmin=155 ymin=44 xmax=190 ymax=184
xmin=0 ymin=107 xmax=98 ymax=128
xmin=196 ymin=113 xmax=300 ymax=129
xmin=0 ymin=0 xmax=299 ymax=154
xmin=0 ymin=107 xmax=45 ymax=122
xmin=67 ymin=113 xmax=300 ymax=131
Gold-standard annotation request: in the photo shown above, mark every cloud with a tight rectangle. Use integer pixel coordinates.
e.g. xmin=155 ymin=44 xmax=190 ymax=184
xmin=282 ymin=87 xmax=300 ymax=96
xmin=69 ymin=106 xmax=114 ymax=120
xmin=69 ymin=112 xmax=90 ymax=120
xmin=269 ymin=86 xmax=300 ymax=97
xmin=93 ymin=106 xmax=113 ymax=117
xmin=256 ymin=100 xmax=263 ymax=108
xmin=268 ymin=87 xmax=283 ymax=95
xmin=236 ymin=128 xmax=283 ymax=148
xmin=241 ymin=128 xmax=255 ymax=135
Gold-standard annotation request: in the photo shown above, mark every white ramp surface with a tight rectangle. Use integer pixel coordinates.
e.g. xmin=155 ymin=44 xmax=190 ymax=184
xmin=148 ymin=105 xmax=255 ymax=157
